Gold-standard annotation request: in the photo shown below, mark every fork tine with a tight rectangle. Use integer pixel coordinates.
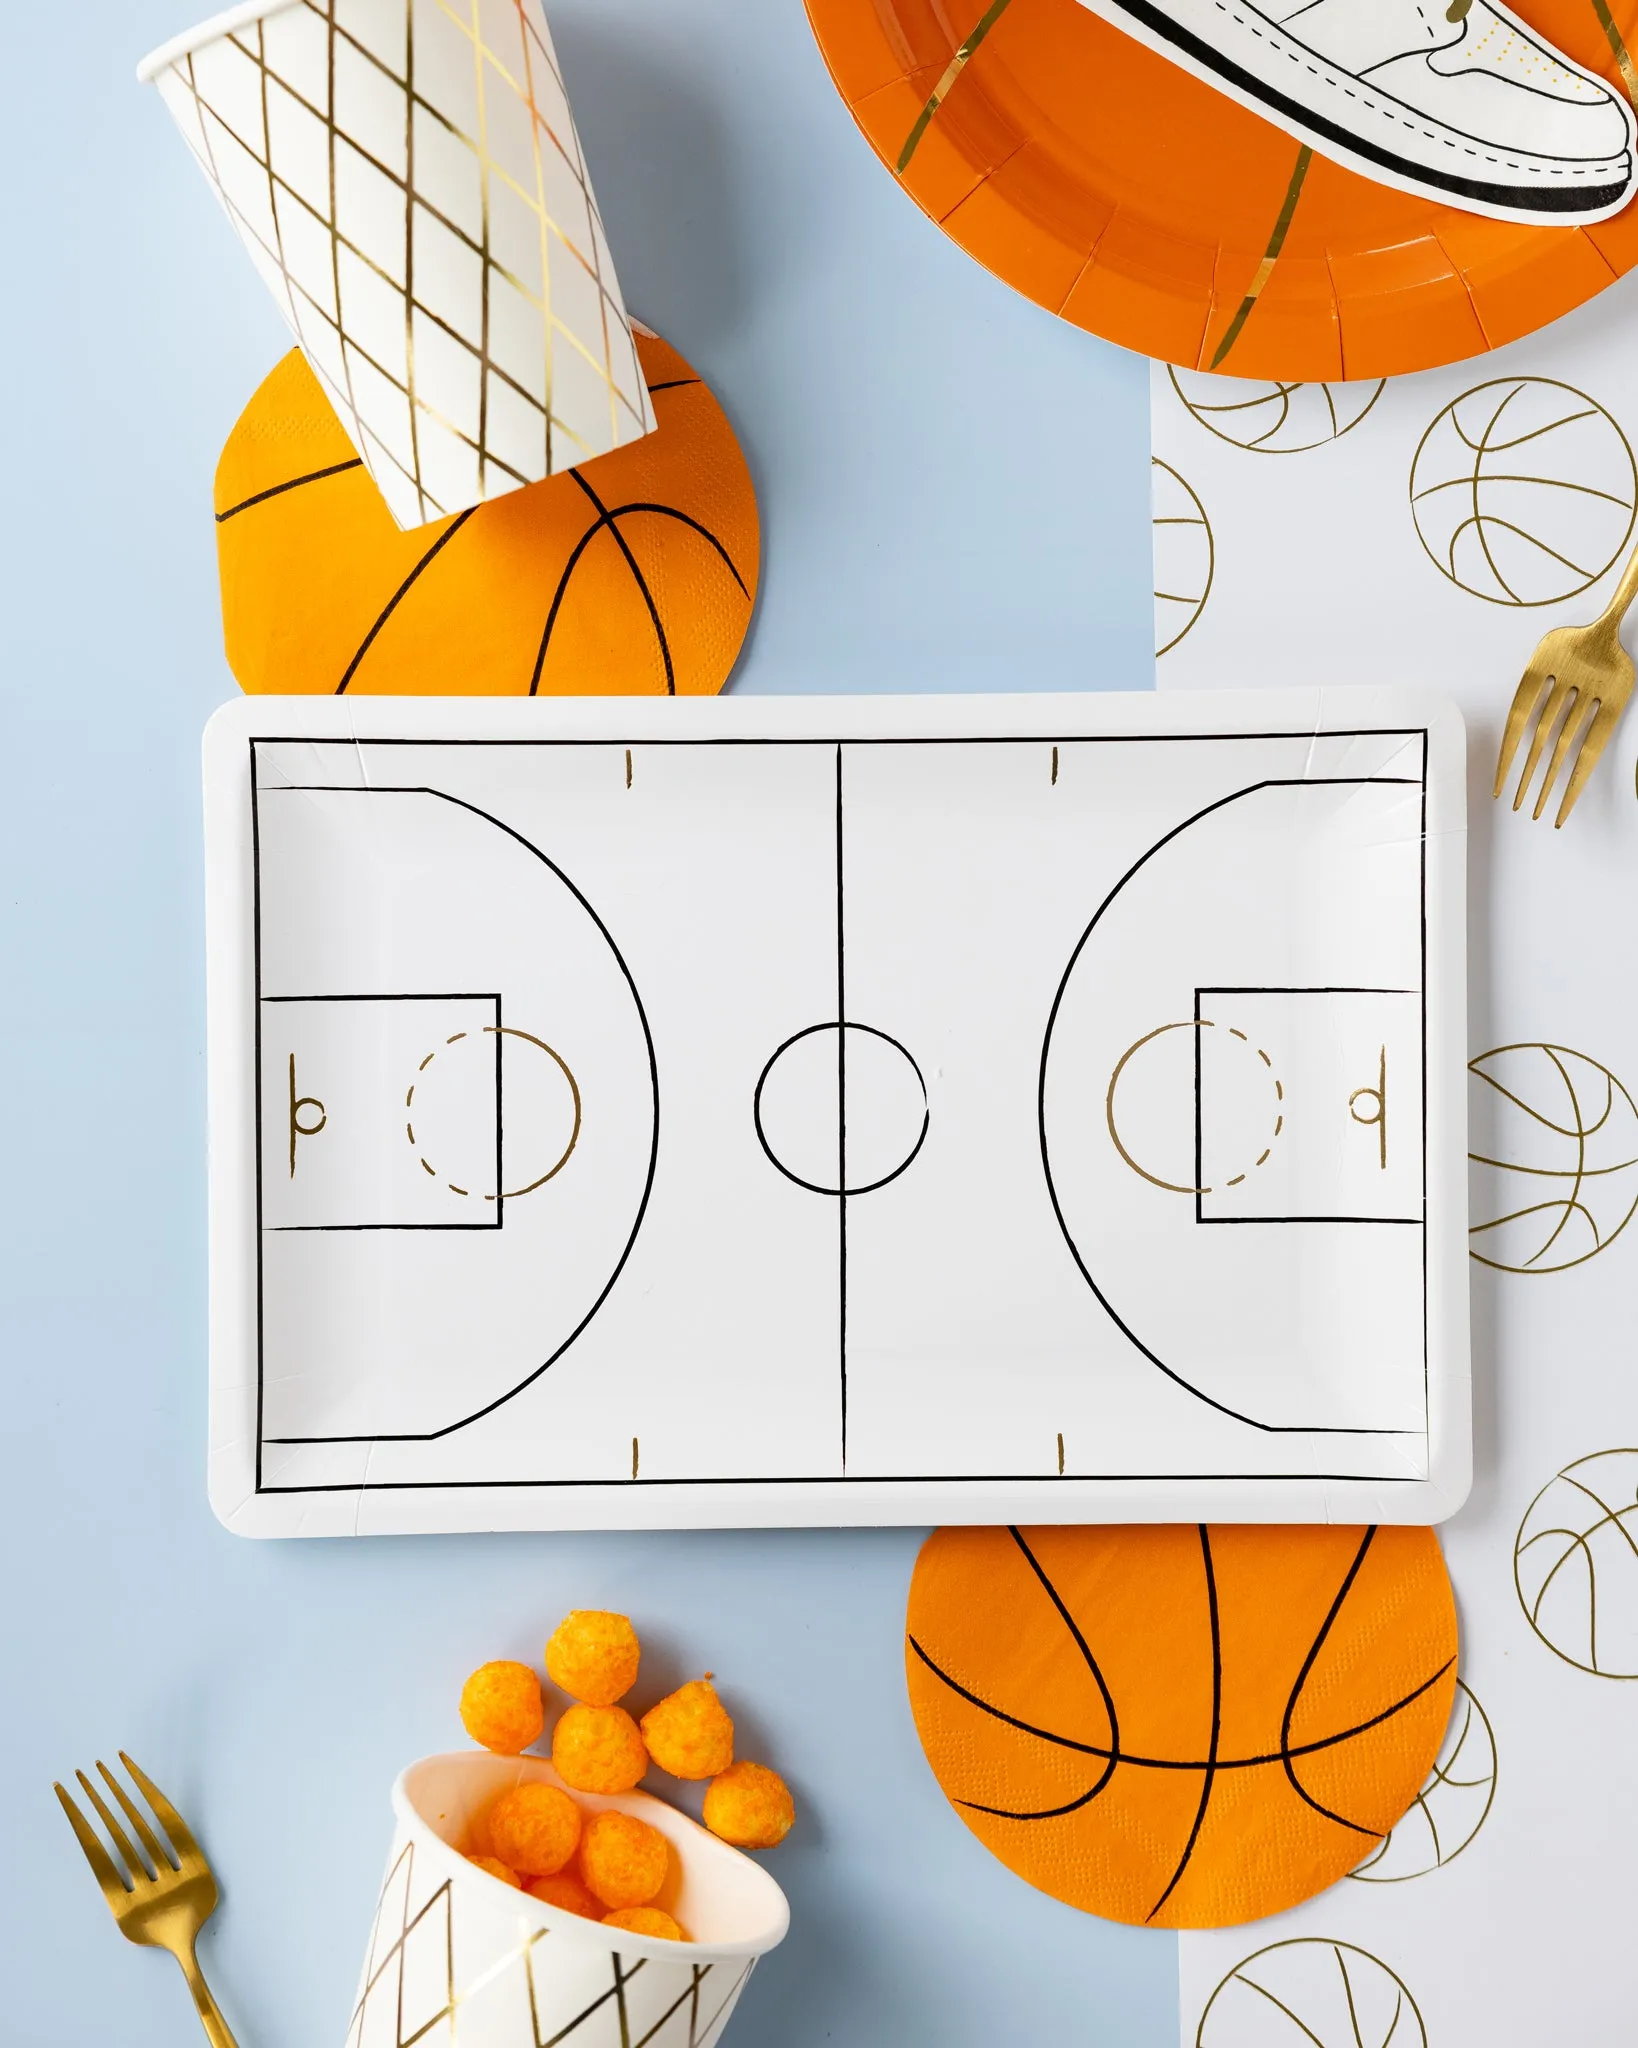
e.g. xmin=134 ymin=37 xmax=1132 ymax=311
xmin=1512 ymin=675 xmax=1571 ymax=812
xmin=1494 ymin=666 xmax=1551 ymax=798
xmin=55 ymin=1781 xmax=132 ymax=1902
xmin=77 ymin=1768 xmax=152 ymax=1885
xmin=99 ymin=1759 xmax=176 ymax=1874
xmin=1533 ymin=688 xmax=1592 ymax=821
xmin=1556 ymin=697 xmax=1617 ymax=826
xmin=120 ymin=1753 xmax=201 ymax=1868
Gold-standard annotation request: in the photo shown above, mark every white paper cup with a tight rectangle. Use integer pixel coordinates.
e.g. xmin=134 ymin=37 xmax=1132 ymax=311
xmin=140 ymin=0 xmax=656 ymax=529
xmin=345 ymin=1752 xmax=789 ymax=2048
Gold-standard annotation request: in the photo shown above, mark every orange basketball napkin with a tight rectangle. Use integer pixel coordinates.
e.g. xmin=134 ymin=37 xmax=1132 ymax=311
xmin=213 ymin=328 xmax=758 ymax=697
xmin=906 ymin=1523 xmax=1457 ymax=1928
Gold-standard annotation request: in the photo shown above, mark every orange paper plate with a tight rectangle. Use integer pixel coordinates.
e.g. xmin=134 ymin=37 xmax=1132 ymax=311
xmin=804 ymin=0 xmax=1638 ymax=379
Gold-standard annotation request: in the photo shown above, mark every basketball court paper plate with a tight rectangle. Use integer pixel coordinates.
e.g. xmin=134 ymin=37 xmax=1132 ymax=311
xmin=203 ymin=688 xmax=1470 ymax=1536
xmin=803 ymin=0 xmax=1638 ymax=381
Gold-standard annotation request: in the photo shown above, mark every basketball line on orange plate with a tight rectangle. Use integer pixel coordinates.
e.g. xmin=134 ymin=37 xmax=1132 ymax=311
xmin=215 ymin=456 xmax=364 ymax=523
xmin=909 ymin=1527 xmax=1455 ymax=1918
xmin=1209 ymin=145 xmax=1313 ymax=372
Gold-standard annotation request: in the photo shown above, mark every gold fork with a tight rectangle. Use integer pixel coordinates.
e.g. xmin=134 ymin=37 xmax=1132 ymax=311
xmin=1494 ymin=542 xmax=1638 ymax=826
xmin=55 ymin=1753 xmax=241 ymax=2048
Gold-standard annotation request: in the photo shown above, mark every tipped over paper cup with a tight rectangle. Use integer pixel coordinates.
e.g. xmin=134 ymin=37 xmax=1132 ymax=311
xmin=140 ymin=0 xmax=655 ymax=529
xmin=346 ymin=1753 xmax=789 ymax=2048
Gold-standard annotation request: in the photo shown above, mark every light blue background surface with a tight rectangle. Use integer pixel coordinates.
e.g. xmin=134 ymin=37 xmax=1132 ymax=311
xmin=0 ymin=2 xmax=1162 ymax=2042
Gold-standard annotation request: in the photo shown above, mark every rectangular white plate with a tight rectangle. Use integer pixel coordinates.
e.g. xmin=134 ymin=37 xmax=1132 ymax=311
xmin=203 ymin=688 xmax=1469 ymax=1535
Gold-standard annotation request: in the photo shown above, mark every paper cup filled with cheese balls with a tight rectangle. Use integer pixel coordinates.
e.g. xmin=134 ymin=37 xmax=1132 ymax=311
xmin=345 ymin=1613 xmax=793 ymax=2048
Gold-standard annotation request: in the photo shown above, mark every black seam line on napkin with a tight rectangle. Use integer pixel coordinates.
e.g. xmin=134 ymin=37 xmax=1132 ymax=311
xmin=1039 ymin=775 xmax=1428 ymax=1436
xmin=255 ymin=1466 xmax=1424 ymax=1490
xmin=1107 ymin=0 xmax=1631 ymax=211
xmin=572 ymin=471 xmax=673 ymax=696
xmin=1010 ymin=1527 xmax=1120 ymax=1798
xmin=1281 ymin=1528 xmax=1385 ymax=1837
xmin=643 ymin=378 xmax=700 ymax=394
xmin=333 ymin=508 xmax=477 ymax=694
xmin=1147 ymin=1526 xmax=1223 ymax=1920
xmin=248 ymin=772 xmax=659 ymax=1445
xmin=215 ymin=456 xmax=364 ymax=522
xmin=526 ymin=485 xmax=748 ymax=697
xmin=249 ymin=727 xmax=1430 ymax=751
xmin=906 ymin=1631 xmax=1454 ymax=1776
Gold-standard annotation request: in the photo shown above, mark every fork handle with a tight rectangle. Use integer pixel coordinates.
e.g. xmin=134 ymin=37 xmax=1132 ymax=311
xmin=177 ymin=1946 xmax=241 ymax=2048
xmin=1596 ymin=535 xmax=1638 ymax=636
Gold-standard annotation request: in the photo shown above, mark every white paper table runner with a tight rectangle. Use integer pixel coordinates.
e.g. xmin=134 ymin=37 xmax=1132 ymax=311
xmin=1152 ymin=282 xmax=1638 ymax=2043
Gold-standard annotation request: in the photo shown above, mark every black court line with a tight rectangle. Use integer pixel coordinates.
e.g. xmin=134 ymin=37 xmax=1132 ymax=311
xmin=836 ymin=743 xmax=848 ymax=1467
xmin=1039 ymin=776 xmax=1429 ymax=1437
xmin=1192 ymin=983 xmax=1426 ymax=1228
xmin=252 ymin=765 xmax=659 ymax=1448
xmin=255 ymin=1465 xmax=1427 ymax=1494
xmin=246 ymin=730 xmax=1436 ymax=1491
xmin=252 ymin=728 xmax=1431 ymax=750
xmin=263 ymin=992 xmax=502 ymax=1234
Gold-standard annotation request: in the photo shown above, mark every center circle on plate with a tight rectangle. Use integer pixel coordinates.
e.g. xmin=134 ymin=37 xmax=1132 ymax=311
xmin=754 ymin=1022 xmax=929 ymax=1196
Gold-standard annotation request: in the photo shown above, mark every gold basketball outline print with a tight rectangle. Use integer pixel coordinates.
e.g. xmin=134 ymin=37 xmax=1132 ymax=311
xmin=1196 ymin=1937 xmax=1427 ymax=2048
xmin=1153 ymin=459 xmax=1215 ymax=657
xmin=1106 ymin=1019 xmax=1284 ymax=1196
xmin=1348 ymin=1678 xmax=1497 ymax=1883
xmin=1514 ymin=1448 xmax=1638 ymax=1678
xmin=1169 ymin=369 xmax=1386 ymax=455
xmin=1409 ymin=377 xmax=1638 ymax=609
xmin=1468 ymin=1042 xmax=1638 ymax=1273
xmin=406 ymin=1025 xmax=582 ymax=1201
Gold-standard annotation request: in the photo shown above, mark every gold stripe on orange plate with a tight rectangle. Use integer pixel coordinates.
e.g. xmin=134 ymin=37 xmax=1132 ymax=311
xmin=896 ymin=0 xmax=1018 ymax=172
xmin=1590 ymin=0 xmax=1638 ymax=105
xmin=1208 ymin=145 xmax=1313 ymax=370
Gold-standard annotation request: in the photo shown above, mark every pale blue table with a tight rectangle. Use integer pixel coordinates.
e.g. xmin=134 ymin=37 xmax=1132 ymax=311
xmin=0 ymin=4 xmax=1164 ymax=2041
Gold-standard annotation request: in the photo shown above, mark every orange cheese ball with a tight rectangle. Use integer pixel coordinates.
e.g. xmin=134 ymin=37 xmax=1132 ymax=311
xmin=579 ymin=1809 xmax=669 ymax=1909
xmin=485 ymin=1783 xmax=583 ymax=1878
xmin=703 ymin=1762 xmax=795 ymax=1849
xmin=460 ymin=1661 xmax=545 ymax=1755
xmin=603 ymin=1906 xmax=687 ymax=1942
xmin=552 ymin=1704 xmax=649 ymax=1793
xmin=465 ymin=1853 xmax=522 ymax=1888
xmin=545 ymin=1611 xmax=641 ymax=1706
xmin=640 ymin=1677 xmax=734 ymax=1781
xmin=526 ymin=1871 xmax=602 ymax=1920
